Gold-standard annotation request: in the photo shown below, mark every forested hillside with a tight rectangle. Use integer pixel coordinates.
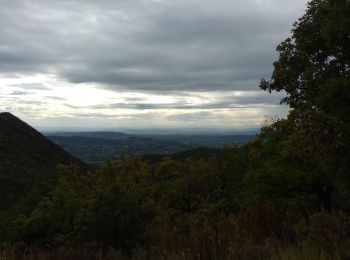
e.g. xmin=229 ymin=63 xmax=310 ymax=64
xmin=1 ymin=0 xmax=349 ymax=259
xmin=0 ymin=112 xmax=85 ymax=209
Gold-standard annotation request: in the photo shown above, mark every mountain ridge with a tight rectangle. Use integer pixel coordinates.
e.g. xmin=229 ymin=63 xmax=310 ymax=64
xmin=0 ymin=112 xmax=85 ymax=210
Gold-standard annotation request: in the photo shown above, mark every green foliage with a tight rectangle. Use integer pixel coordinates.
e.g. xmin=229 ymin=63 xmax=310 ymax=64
xmin=245 ymin=119 xmax=334 ymax=213
xmin=259 ymin=0 xmax=350 ymax=212
xmin=260 ymin=0 xmax=350 ymax=110
xmin=2 ymin=139 xmax=350 ymax=258
xmin=11 ymin=163 xmax=151 ymax=253
xmin=13 ymin=165 xmax=93 ymax=246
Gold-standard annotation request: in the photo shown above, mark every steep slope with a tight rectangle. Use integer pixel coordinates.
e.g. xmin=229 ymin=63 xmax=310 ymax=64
xmin=0 ymin=112 xmax=85 ymax=210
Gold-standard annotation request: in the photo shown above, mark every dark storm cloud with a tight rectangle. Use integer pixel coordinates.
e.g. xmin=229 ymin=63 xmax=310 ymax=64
xmin=0 ymin=0 xmax=307 ymax=92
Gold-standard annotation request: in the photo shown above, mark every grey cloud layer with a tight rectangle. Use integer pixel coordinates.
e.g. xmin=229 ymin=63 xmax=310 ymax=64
xmin=0 ymin=0 xmax=307 ymax=91
xmin=67 ymin=91 xmax=286 ymax=110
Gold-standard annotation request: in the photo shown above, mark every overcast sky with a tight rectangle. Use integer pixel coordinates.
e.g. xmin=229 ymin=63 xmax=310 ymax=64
xmin=0 ymin=0 xmax=308 ymax=130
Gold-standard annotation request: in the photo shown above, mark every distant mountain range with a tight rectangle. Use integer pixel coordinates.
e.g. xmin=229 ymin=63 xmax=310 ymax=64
xmin=47 ymin=131 xmax=256 ymax=164
xmin=0 ymin=112 xmax=255 ymax=209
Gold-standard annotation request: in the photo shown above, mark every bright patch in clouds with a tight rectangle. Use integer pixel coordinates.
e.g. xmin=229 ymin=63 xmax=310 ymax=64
xmin=0 ymin=0 xmax=307 ymax=130
xmin=0 ymin=75 xmax=288 ymax=129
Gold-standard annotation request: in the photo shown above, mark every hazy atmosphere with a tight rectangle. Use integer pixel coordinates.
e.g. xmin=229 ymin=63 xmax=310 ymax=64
xmin=0 ymin=0 xmax=307 ymax=130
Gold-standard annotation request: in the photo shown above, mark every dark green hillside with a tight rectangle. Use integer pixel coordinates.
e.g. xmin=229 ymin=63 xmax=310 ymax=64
xmin=0 ymin=113 xmax=84 ymax=175
xmin=0 ymin=112 xmax=85 ymax=211
xmin=143 ymin=146 xmax=222 ymax=163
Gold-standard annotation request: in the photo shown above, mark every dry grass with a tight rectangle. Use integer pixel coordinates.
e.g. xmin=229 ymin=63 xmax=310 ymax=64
xmin=270 ymin=246 xmax=343 ymax=260
xmin=0 ymin=245 xmax=344 ymax=260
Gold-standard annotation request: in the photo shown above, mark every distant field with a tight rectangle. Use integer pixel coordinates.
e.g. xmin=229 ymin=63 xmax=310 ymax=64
xmin=141 ymin=134 xmax=256 ymax=147
xmin=47 ymin=132 xmax=256 ymax=164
